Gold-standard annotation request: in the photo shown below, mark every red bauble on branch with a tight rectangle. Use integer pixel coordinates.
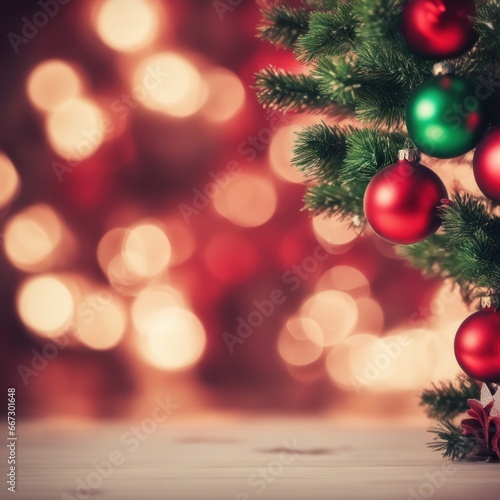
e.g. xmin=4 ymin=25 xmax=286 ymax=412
xmin=455 ymin=308 xmax=500 ymax=383
xmin=473 ymin=127 xmax=500 ymax=204
xmin=364 ymin=147 xmax=447 ymax=245
xmin=400 ymin=0 xmax=478 ymax=59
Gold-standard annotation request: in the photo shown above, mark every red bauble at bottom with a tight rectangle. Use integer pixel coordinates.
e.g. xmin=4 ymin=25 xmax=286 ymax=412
xmin=364 ymin=158 xmax=447 ymax=245
xmin=454 ymin=308 xmax=500 ymax=383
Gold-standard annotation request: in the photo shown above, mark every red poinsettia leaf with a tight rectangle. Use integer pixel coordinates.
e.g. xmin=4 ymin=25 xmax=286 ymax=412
xmin=466 ymin=408 xmax=480 ymax=420
xmin=468 ymin=398 xmax=487 ymax=416
xmin=462 ymin=418 xmax=481 ymax=431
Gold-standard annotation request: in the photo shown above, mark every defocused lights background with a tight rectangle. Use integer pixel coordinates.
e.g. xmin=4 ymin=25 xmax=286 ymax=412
xmin=0 ymin=0 xmax=468 ymax=421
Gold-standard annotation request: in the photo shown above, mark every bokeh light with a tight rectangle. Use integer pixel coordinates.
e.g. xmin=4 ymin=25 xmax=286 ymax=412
xmin=97 ymin=228 xmax=127 ymax=274
xmin=355 ymin=297 xmax=384 ymax=334
xmin=136 ymin=307 xmax=206 ymax=371
xmin=376 ymin=330 xmax=435 ymax=392
xmin=0 ymin=152 xmax=20 ymax=210
xmin=326 ymin=329 xmax=443 ymax=393
xmin=26 ymin=59 xmax=82 ymax=113
xmin=132 ymin=286 xmax=185 ymax=333
xmin=430 ymin=322 xmax=463 ymax=380
xmin=326 ymin=333 xmax=382 ymax=389
xmin=202 ymin=68 xmax=245 ymax=122
xmin=312 ymin=214 xmax=359 ymax=248
xmin=4 ymin=204 xmax=63 ymax=272
xmin=122 ymin=222 xmax=171 ymax=278
xmin=277 ymin=317 xmax=324 ymax=367
xmin=17 ymin=275 xmax=74 ymax=337
xmin=300 ymin=290 xmax=358 ymax=346
xmin=95 ymin=0 xmax=159 ymax=52
xmin=315 ymin=265 xmax=370 ymax=297
xmin=431 ymin=282 xmax=470 ymax=329
xmin=76 ymin=295 xmax=127 ymax=350
xmin=46 ymin=97 xmax=104 ymax=160
xmin=134 ymin=53 xmax=207 ymax=117
xmin=269 ymin=125 xmax=308 ymax=184
xmin=213 ymin=173 xmax=277 ymax=227
xmin=163 ymin=218 xmax=196 ymax=266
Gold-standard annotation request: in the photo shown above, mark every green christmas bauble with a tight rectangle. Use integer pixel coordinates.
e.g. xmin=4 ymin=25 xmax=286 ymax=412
xmin=406 ymin=75 xmax=488 ymax=159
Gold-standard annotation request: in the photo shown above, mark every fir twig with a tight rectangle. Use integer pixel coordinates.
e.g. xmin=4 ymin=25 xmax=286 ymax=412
xmin=304 ymin=182 xmax=365 ymax=220
xmin=427 ymin=420 xmax=478 ymax=461
xmin=257 ymin=5 xmax=310 ymax=48
xmin=342 ymin=129 xmax=406 ymax=183
xmin=255 ymin=66 xmax=340 ymax=114
xmin=420 ymin=376 xmax=480 ymax=420
xmin=295 ymin=6 xmax=358 ymax=63
xmin=292 ymin=123 xmax=354 ymax=181
xmin=352 ymin=0 xmax=404 ymax=41
xmin=313 ymin=55 xmax=360 ymax=106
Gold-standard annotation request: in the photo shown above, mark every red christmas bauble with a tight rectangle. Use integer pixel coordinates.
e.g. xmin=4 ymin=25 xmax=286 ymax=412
xmin=364 ymin=156 xmax=447 ymax=244
xmin=473 ymin=127 xmax=500 ymax=204
xmin=454 ymin=308 xmax=500 ymax=383
xmin=400 ymin=0 xmax=478 ymax=59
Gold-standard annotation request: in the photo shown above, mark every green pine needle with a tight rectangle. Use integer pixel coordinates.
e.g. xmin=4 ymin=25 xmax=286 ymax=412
xmin=427 ymin=420 xmax=478 ymax=461
xmin=254 ymin=66 xmax=341 ymax=114
xmin=313 ymin=55 xmax=360 ymax=106
xmin=292 ymin=123 xmax=354 ymax=182
xmin=304 ymin=182 xmax=365 ymax=220
xmin=295 ymin=6 xmax=358 ymax=64
xmin=420 ymin=376 xmax=480 ymax=420
xmin=342 ymin=129 xmax=406 ymax=182
xmin=257 ymin=6 xmax=310 ymax=49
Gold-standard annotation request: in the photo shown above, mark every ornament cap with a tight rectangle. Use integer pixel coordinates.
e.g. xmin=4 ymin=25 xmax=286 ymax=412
xmin=433 ymin=62 xmax=454 ymax=76
xmin=398 ymin=140 xmax=421 ymax=162
xmin=481 ymin=294 xmax=500 ymax=311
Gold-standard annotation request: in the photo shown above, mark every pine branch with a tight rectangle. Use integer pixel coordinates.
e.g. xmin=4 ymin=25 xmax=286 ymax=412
xmin=399 ymin=235 xmax=454 ymax=277
xmin=402 ymin=194 xmax=500 ymax=301
xmin=254 ymin=66 xmax=340 ymax=114
xmin=295 ymin=126 xmax=406 ymax=224
xmin=354 ymin=43 xmax=433 ymax=128
xmin=352 ymin=0 xmax=404 ymax=41
xmin=420 ymin=376 xmax=480 ymax=420
xmin=257 ymin=5 xmax=310 ymax=49
xmin=342 ymin=129 xmax=406 ymax=183
xmin=295 ymin=6 xmax=358 ymax=63
xmin=440 ymin=194 xmax=500 ymax=292
xmin=304 ymin=182 xmax=365 ymax=220
xmin=427 ymin=420 xmax=479 ymax=461
xmin=292 ymin=123 xmax=354 ymax=182
xmin=313 ymin=55 xmax=360 ymax=106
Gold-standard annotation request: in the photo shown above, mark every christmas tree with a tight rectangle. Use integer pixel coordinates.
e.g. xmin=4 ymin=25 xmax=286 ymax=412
xmin=256 ymin=0 xmax=500 ymax=461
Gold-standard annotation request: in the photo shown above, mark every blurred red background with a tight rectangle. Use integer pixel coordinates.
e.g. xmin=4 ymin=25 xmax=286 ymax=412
xmin=0 ymin=0 xmax=468 ymax=422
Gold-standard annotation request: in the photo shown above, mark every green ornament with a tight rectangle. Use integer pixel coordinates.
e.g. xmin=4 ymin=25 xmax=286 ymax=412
xmin=406 ymin=75 xmax=488 ymax=159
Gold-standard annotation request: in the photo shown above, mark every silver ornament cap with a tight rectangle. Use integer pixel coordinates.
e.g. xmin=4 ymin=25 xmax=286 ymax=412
xmin=433 ymin=62 xmax=454 ymax=76
xmin=398 ymin=139 xmax=421 ymax=162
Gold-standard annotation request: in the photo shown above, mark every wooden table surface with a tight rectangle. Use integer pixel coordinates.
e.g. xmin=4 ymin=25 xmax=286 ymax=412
xmin=11 ymin=419 xmax=500 ymax=500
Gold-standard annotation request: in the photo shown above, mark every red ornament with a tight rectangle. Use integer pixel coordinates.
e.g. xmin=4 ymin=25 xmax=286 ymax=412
xmin=363 ymin=150 xmax=447 ymax=245
xmin=455 ymin=308 xmax=500 ymax=383
xmin=473 ymin=127 xmax=500 ymax=204
xmin=400 ymin=0 xmax=478 ymax=59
